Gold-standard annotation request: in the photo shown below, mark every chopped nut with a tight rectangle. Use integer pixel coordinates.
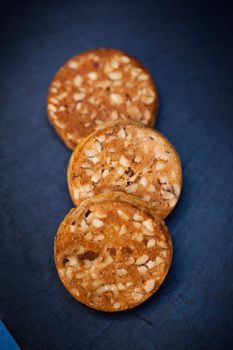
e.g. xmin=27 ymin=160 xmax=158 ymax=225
xmin=91 ymin=173 xmax=101 ymax=183
xmin=108 ymin=71 xmax=122 ymax=80
xmin=154 ymin=256 xmax=163 ymax=265
xmin=148 ymin=184 xmax=156 ymax=192
xmin=126 ymin=184 xmax=139 ymax=193
xmin=144 ymin=279 xmax=155 ymax=293
xmin=73 ymin=75 xmax=83 ymax=86
xmin=89 ymin=156 xmax=100 ymax=164
xmin=131 ymin=67 xmax=142 ymax=77
xmin=97 ymin=284 xmax=117 ymax=295
xmin=162 ymin=191 xmax=175 ymax=200
xmin=65 ymin=267 xmax=73 ymax=279
xmin=81 ymin=162 xmax=91 ymax=169
xmin=73 ymin=188 xmax=80 ymax=199
xmin=93 ymin=141 xmax=102 ymax=152
xmin=99 ymin=255 xmax=113 ymax=268
xmin=126 ymin=257 xmax=135 ymax=265
xmin=117 ymin=210 xmax=129 ymax=221
xmin=134 ymin=155 xmax=142 ymax=163
xmin=160 ymin=153 xmax=169 ymax=161
xmin=94 ymin=234 xmax=105 ymax=241
xmin=115 ymin=166 xmax=124 ymax=177
xmin=96 ymin=80 xmax=111 ymax=88
xmin=147 ymin=260 xmax=156 ymax=269
xmin=110 ymin=110 xmax=119 ymax=120
xmin=69 ymin=223 xmax=76 ymax=233
xmin=113 ymin=302 xmax=121 ymax=309
xmin=127 ymin=105 xmax=141 ymax=119
xmin=73 ymin=92 xmax=85 ymax=101
xmin=117 ymin=282 xmax=126 ymax=291
xmin=85 ymin=149 xmax=97 ymax=157
xmin=159 ymin=176 xmax=168 ymax=184
xmin=96 ymin=135 xmax=106 ymax=143
xmin=102 ymin=169 xmax=109 ymax=178
xmin=92 ymin=218 xmax=104 ymax=228
xmin=119 ymin=155 xmax=130 ymax=168
xmin=110 ymin=93 xmax=123 ymax=104
xmin=85 ymin=169 xmax=94 ymax=177
xmin=141 ymin=96 xmax=154 ymax=104
xmin=173 ymin=184 xmax=181 ymax=197
xmin=68 ymin=256 xmax=78 ymax=266
xmin=49 ymin=97 xmax=59 ymax=104
xmin=136 ymin=254 xmax=149 ymax=265
xmin=139 ymin=176 xmax=147 ymax=187
xmin=87 ymin=72 xmax=98 ymax=80
xmin=57 ymin=92 xmax=68 ymax=100
xmin=133 ymin=222 xmax=141 ymax=229
xmin=142 ymin=219 xmax=154 ymax=232
xmin=137 ymin=73 xmax=149 ymax=80
xmin=79 ymin=184 xmax=93 ymax=193
xmin=146 ymin=239 xmax=155 ymax=249
xmin=48 ymin=104 xmax=57 ymax=112
xmin=119 ymin=224 xmax=127 ymax=235
xmin=126 ymin=281 xmax=133 ymax=287
xmin=68 ymin=61 xmax=78 ymax=69
xmin=116 ymin=268 xmax=128 ymax=276
xmin=132 ymin=291 xmax=143 ymax=301
xmin=155 ymin=162 xmax=164 ymax=171
xmin=117 ymin=128 xmax=126 ymax=139
xmin=157 ymin=240 xmax=168 ymax=249
xmin=169 ymin=198 xmax=177 ymax=208
xmin=85 ymin=232 xmax=93 ymax=240
xmin=120 ymin=55 xmax=130 ymax=63
xmin=133 ymin=213 xmax=143 ymax=221
xmin=137 ymin=266 xmax=148 ymax=274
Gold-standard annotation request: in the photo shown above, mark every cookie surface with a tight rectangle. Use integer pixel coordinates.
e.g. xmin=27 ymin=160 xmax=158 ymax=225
xmin=47 ymin=48 xmax=158 ymax=149
xmin=54 ymin=193 xmax=172 ymax=311
xmin=68 ymin=121 xmax=182 ymax=218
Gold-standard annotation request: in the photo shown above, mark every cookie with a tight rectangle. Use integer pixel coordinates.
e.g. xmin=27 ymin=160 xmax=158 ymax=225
xmin=54 ymin=192 xmax=172 ymax=312
xmin=47 ymin=48 xmax=158 ymax=149
xmin=67 ymin=121 xmax=182 ymax=218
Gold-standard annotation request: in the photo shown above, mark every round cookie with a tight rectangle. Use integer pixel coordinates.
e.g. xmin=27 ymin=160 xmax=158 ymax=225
xmin=47 ymin=48 xmax=158 ymax=149
xmin=68 ymin=121 xmax=182 ymax=218
xmin=54 ymin=193 xmax=173 ymax=312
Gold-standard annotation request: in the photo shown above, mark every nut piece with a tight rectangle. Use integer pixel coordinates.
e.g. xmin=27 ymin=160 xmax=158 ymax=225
xmin=92 ymin=219 xmax=104 ymax=228
xmin=144 ymin=279 xmax=155 ymax=293
xmin=108 ymin=71 xmax=122 ymax=80
xmin=132 ymin=291 xmax=143 ymax=301
xmin=116 ymin=268 xmax=128 ymax=276
xmin=137 ymin=266 xmax=148 ymax=274
xmin=133 ymin=213 xmax=144 ymax=222
xmin=73 ymin=75 xmax=83 ymax=86
xmin=87 ymin=72 xmax=98 ymax=80
xmin=119 ymin=155 xmax=130 ymax=168
xmin=147 ymin=239 xmax=156 ymax=248
xmin=110 ymin=93 xmax=123 ymax=104
xmin=136 ymin=254 xmax=149 ymax=265
xmin=142 ymin=219 xmax=154 ymax=232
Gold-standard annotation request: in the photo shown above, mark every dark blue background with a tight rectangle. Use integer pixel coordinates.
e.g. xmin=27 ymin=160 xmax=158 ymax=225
xmin=0 ymin=0 xmax=233 ymax=349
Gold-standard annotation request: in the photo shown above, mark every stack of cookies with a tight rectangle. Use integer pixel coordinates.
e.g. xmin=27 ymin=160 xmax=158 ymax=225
xmin=47 ymin=48 xmax=182 ymax=312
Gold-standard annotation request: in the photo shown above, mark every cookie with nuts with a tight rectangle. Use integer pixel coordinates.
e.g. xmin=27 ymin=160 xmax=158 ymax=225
xmin=67 ymin=121 xmax=182 ymax=218
xmin=54 ymin=192 xmax=172 ymax=311
xmin=47 ymin=48 xmax=158 ymax=149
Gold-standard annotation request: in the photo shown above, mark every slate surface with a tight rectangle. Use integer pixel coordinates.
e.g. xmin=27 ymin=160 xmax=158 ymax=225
xmin=0 ymin=0 xmax=233 ymax=349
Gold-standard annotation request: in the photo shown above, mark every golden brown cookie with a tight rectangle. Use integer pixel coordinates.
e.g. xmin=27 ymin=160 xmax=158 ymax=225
xmin=68 ymin=121 xmax=182 ymax=218
xmin=54 ymin=192 xmax=172 ymax=312
xmin=47 ymin=48 xmax=158 ymax=149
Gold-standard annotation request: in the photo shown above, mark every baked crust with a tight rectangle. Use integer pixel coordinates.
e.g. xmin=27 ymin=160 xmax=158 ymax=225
xmin=67 ymin=121 xmax=182 ymax=218
xmin=54 ymin=192 xmax=172 ymax=311
xmin=47 ymin=48 xmax=158 ymax=149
